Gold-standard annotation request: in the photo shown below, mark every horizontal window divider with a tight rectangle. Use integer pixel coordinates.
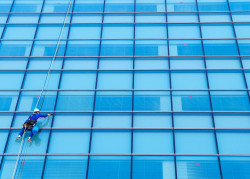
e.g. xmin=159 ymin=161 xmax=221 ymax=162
xmin=4 ymin=127 xmax=250 ymax=130
xmin=0 ymin=89 xmax=249 ymax=91
xmin=1 ymin=153 xmax=250 ymax=156
xmin=1 ymin=111 xmax=250 ymax=114
xmin=1 ymin=68 xmax=250 ymax=71
xmin=0 ymin=11 xmax=250 ymax=15
xmin=0 ymin=38 xmax=249 ymax=41
xmin=1 ymin=22 xmax=250 ymax=25
xmin=0 ymin=55 xmax=250 ymax=58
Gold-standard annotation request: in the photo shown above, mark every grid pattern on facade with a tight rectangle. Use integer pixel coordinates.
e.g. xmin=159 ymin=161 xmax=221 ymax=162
xmin=0 ymin=0 xmax=250 ymax=178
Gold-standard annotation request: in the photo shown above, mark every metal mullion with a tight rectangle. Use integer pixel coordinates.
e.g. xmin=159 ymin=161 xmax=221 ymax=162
xmin=226 ymin=0 xmax=250 ymax=104
xmin=131 ymin=0 xmax=136 ymax=178
xmin=40 ymin=0 xmax=76 ymax=178
xmin=165 ymin=0 xmax=178 ymax=178
xmin=0 ymin=0 xmax=46 ymax=173
xmin=0 ymin=11 xmax=250 ymax=14
xmin=196 ymin=1 xmax=223 ymax=178
xmin=85 ymin=0 xmax=106 ymax=178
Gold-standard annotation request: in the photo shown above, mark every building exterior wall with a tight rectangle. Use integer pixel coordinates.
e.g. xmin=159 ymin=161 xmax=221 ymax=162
xmin=0 ymin=0 xmax=250 ymax=178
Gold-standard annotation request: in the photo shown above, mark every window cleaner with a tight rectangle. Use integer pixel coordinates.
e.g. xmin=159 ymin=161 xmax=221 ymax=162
xmin=15 ymin=108 xmax=53 ymax=143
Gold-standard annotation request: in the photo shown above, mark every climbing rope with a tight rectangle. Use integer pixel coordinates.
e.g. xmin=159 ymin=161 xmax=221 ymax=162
xmin=12 ymin=128 xmax=26 ymax=179
xmin=12 ymin=0 xmax=73 ymax=178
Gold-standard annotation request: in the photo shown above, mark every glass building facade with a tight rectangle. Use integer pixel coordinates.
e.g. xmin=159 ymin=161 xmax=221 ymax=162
xmin=0 ymin=0 xmax=250 ymax=178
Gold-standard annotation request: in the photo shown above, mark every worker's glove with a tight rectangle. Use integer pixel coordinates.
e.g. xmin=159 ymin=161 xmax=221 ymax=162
xmin=48 ymin=113 xmax=54 ymax=116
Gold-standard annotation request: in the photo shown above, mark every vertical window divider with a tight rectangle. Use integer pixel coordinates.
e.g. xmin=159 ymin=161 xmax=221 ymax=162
xmin=0 ymin=0 xmax=46 ymax=172
xmin=195 ymin=1 xmax=224 ymax=178
xmin=165 ymin=1 xmax=178 ymax=178
xmin=40 ymin=0 xmax=76 ymax=178
xmin=86 ymin=0 xmax=106 ymax=178
xmin=131 ymin=0 xmax=136 ymax=178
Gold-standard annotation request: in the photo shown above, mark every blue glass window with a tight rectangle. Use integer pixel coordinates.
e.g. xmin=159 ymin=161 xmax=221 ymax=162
xmin=95 ymin=91 xmax=132 ymax=111
xmin=134 ymin=91 xmax=171 ymax=111
xmin=0 ymin=41 xmax=33 ymax=57
xmin=208 ymin=71 xmax=246 ymax=89
xmin=136 ymin=0 xmax=165 ymax=12
xmin=134 ymin=113 xmax=172 ymax=128
xmin=28 ymin=58 xmax=63 ymax=69
xmin=232 ymin=12 xmax=250 ymax=22
xmin=177 ymin=156 xmax=221 ymax=179
xmin=169 ymin=40 xmax=203 ymax=56
xmin=171 ymin=57 xmax=205 ymax=69
xmin=168 ymin=13 xmax=198 ymax=22
xmin=0 ymin=156 xmax=45 ymax=179
xmin=44 ymin=156 xmax=88 ymax=179
xmin=211 ymin=91 xmax=250 ymax=111
xmin=64 ymin=58 xmax=98 ymax=69
xmin=43 ymin=0 xmax=73 ymax=13
xmin=60 ymin=71 xmax=96 ymax=89
xmin=70 ymin=25 xmax=101 ymax=39
xmin=235 ymin=24 xmax=250 ymax=38
xmin=66 ymin=41 xmax=100 ymax=56
xmin=238 ymin=39 xmax=250 ymax=55
xmin=229 ymin=0 xmax=250 ymax=11
xmin=136 ymin=13 xmax=166 ymax=23
xmin=201 ymin=24 xmax=235 ymax=38
xmin=200 ymin=13 xmax=231 ymax=22
xmin=40 ymin=14 xmax=71 ymax=23
xmin=103 ymin=25 xmax=133 ymax=39
xmin=172 ymin=91 xmax=211 ymax=111
xmin=17 ymin=91 xmax=57 ymax=111
xmin=133 ymin=130 xmax=173 ymax=153
xmin=88 ymin=156 xmax=130 ymax=179
xmin=101 ymin=40 xmax=133 ymax=56
xmin=168 ymin=24 xmax=200 ymax=38
xmin=97 ymin=72 xmax=132 ymax=89
xmin=175 ymin=130 xmax=217 ymax=154
xmin=49 ymin=130 xmax=90 ymax=153
xmin=3 ymin=25 xmax=36 ymax=39
xmin=105 ymin=0 xmax=134 ymax=12
xmin=53 ymin=113 xmax=92 ymax=128
xmin=220 ymin=157 xmax=250 ymax=179
xmin=206 ymin=57 xmax=241 ymax=69
xmin=217 ymin=131 xmax=250 ymax=154
xmin=0 ymin=130 xmax=8 ymax=153
xmin=73 ymin=14 xmax=102 ymax=23
xmin=0 ymin=72 xmax=24 ymax=89
xmin=214 ymin=114 xmax=250 ymax=128
xmin=135 ymin=57 xmax=169 ymax=69
xmin=74 ymin=0 xmax=104 ymax=12
xmin=171 ymin=72 xmax=208 ymax=89
xmin=8 ymin=14 xmax=39 ymax=23
xmin=133 ymin=156 xmax=175 ymax=179
xmin=174 ymin=113 xmax=213 ymax=128
xmin=0 ymin=58 xmax=28 ymax=69
xmin=0 ymin=114 xmax=13 ymax=127
xmin=6 ymin=130 xmax=49 ymax=153
xmin=56 ymin=91 xmax=94 ymax=111
xmin=135 ymin=40 xmax=168 ymax=56
xmin=104 ymin=14 xmax=133 ymax=23
xmin=99 ymin=58 xmax=133 ymax=69
xmin=136 ymin=25 xmax=167 ymax=39
xmin=0 ymin=0 xmax=13 ymax=12
xmin=12 ymin=0 xmax=43 ymax=12
xmin=0 ymin=91 xmax=19 ymax=111
xmin=134 ymin=71 xmax=170 ymax=89
xmin=166 ymin=0 xmax=197 ymax=12
xmin=198 ymin=0 xmax=229 ymax=11
xmin=91 ymin=130 xmax=131 ymax=153
xmin=36 ymin=25 xmax=69 ymax=39
xmin=93 ymin=113 xmax=131 ymax=128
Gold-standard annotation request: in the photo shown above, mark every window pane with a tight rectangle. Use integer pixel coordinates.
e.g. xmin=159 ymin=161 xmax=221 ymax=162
xmin=105 ymin=0 xmax=134 ymax=12
xmin=168 ymin=24 xmax=200 ymax=39
xmin=44 ymin=156 xmax=88 ymax=179
xmin=0 ymin=114 xmax=13 ymax=127
xmin=206 ymin=57 xmax=241 ymax=69
xmin=97 ymin=72 xmax=132 ymax=89
xmin=201 ymin=24 xmax=235 ymax=38
xmin=136 ymin=25 xmax=167 ymax=39
xmin=134 ymin=113 xmax=172 ymax=128
xmin=229 ymin=0 xmax=250 ymax=11
xmin=49 ymin=130 xmax=90 ymax=153
xmin=95 ymin=91 xmax=132 ymax=111
xmin=0 ymin=0 xmax=13 ymax=12
xmin=136 ymin=0 xmax=165 ymax=12
xmin=6 ymin=130 xmax=49 ymax=153
xmin=135 ymin=57 xmax=169 ymax=69
xmin=8 ymin=14 xmax=39 ymax=23
xmin=135 ymin=40 xmax=168 ymax=56
xmin=175 ymin=130 xmax=217 ymax=154
xmin=0 ymin=91 xmax=19 ymax=111
xmin=200 ymin=13 xmax=231 ymax=22
xmin=174 ymin=113 xmax=213 ymax=128
xmin=99 ymin=58 xmax=133 ymax=69
xmin=198 ymin=0 xmax=229 ymax=11
xmin=171 ymin=72 xmax=208 ymax=89
xmin=88 ymin=156 xmax=130 ymax=179
xmin=177 ymin=156 xmax=221 ymax=179
xmin=172 ymin=91 xmax=211 ymax=111
xmin=220 ymin=157 xmax=250 ymax=179
xmin=101 ymin=40 xmax=133 ymax=56
xmin=208 ymin=71 xmax=246 ymax=89
xmin=136 ymin=13 xmax=166 ymax=23
xmin=211 ymin=91 xmax=250 ymax=111
xmin=3 ymin=25 xmax=36 ymax=39
xmin=43 ymin=0 xmax=73 ymax=13
xmin=170 ymin=57 xmax=205 ymax=69
xmin=104 ymin=14 xmax=133 ymax=23
xmin=69 ymin=24 xmax=101 ymax=39
xmin=217 ymin=131 xmax=250 ymax=154
xmin=93 ymin=113 xmax=131 ymax=128
xmin=60 ymin=71 xmax=96 ymax=89
xmin=64 ymin=58 xmax=98 ymax=69
xmin=74 ymin=0 xmax=104 ymax=12
xmin=134 ymin=72 xmax=170 ymax=89
xmin=66 ymin=41 xmax=100 ymax=56
xmin=0 ymin=58 xmax=28 ymax=69
xmin=166 ymin=0 xmax=197 ymax=12
xmin=133 ymin=156 xmax=175 ymax=179
xmin=0 ymin=72 xmax=24 ymax=89
xmin=133 ymin=130 xmax=174 ymax=153
xmin=168 ymin=13 xmax=198 ymax=23
xmin=103 ymin=25 xmax=133 ymax=39
xmin=0 ymin=41 xmax=32 ymax=57
xmin=53 ymin=113 xmax=92 ymax=128
xmin=36 ymin=25 xmax=69 ymax=39
xmin=91 ymin=130 xmax=131 ymax=153
xmin=169 ymin=40 xmax=203 ymax=56
xmin=31 ymin=41 xmax=66 ymax=56
xmin=0 ymin=156 xmax=45 ymax=179
xmin=0 ymin=130 xmax=8 ymax=153
xmin=134 ymin=91 xmax=171 ymax=111
xmin=73 ymin=14 xmax=102 ymax=23
xmin=40 ymin=14 xmax=71 ymax=23
xmin=214 ymin=114 xmax=250 ymax=128
xmin=12 ymin=0 xmax=43 ymax=12
xmin=28 ymin=58 xmax=63 ymax=69
xmin=56 ymin=91 xmax=94 ymax=111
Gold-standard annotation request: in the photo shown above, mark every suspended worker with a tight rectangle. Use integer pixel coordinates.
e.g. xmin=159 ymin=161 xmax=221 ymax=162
xmin=15 ymin=108 xmax=53 ymax=143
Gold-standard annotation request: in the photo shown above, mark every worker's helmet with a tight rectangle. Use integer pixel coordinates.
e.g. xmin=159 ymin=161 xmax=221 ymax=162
xmin=34 ymin=108 xmax=40 ymax=113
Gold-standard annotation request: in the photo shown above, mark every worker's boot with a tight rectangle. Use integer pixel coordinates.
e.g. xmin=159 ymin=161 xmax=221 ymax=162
xmin=15 ymin=137 xmax=20 ymax=141
xmin=28 ymin=138 xmax=32 ymax=143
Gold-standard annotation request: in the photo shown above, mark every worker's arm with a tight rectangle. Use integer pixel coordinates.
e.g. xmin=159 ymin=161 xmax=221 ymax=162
xmin=37 ymin=113 xmax=54 ymax=120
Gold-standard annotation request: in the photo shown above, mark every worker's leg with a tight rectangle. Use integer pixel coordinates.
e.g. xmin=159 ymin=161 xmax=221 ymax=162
xmin=16 ymin=127 xmax=25 ymax=140
xmin=28 ymin=130 xmax=34 ymax=143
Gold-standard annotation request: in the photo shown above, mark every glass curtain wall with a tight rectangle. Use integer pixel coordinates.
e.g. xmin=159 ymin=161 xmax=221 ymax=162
xmin=0 ymin=0 xmax=250 ymax=178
